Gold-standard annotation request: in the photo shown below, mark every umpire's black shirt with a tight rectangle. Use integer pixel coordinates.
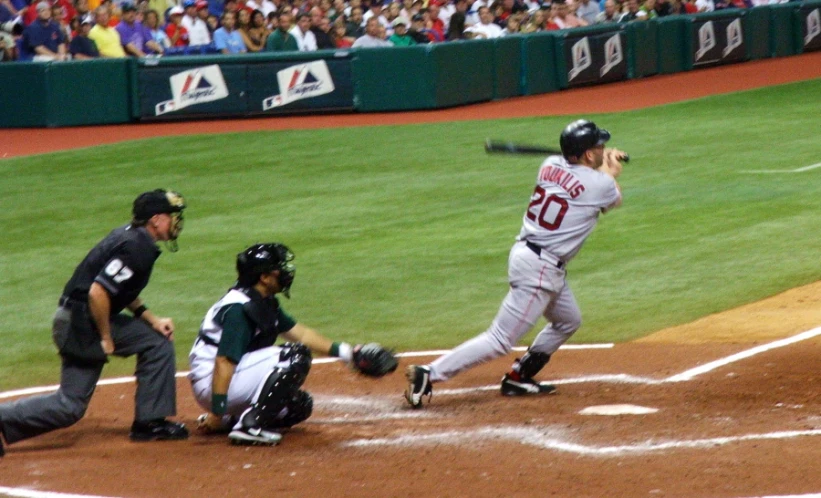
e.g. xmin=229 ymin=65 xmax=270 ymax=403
xmin=62 ymin=224 xmax=161 ymax=315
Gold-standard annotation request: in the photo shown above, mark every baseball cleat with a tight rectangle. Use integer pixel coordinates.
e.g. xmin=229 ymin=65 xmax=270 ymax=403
xmin=228 ymin=426 xmax=282 ymax=446
xmin=404 ymin=365 xmax=432 ymax=409
xmin=129 ymin=419 xmax=190 ymax=441
xmin=500 ymin=374 xmax=557 ymax=397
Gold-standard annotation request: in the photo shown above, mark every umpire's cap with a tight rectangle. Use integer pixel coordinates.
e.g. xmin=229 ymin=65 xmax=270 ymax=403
xmin=559 ymin=120 xmax=611 ymax=159
xmin=132 ymin=189 xmax=186 ymax=221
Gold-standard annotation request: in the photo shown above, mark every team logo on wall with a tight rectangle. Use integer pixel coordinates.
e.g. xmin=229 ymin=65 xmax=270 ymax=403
xmin=600 ymin=34 xmax=623 ymax=77
xmin=806 ymin=9 xmax=820 ymax=46
xmin=263 ymin=60 xmax=335 ymax=111
xmin=155 ymin=65 xmax=229 ymax=116
xmin=695 ymin=21 xmax=716 ymax=61
xmin=723 ymin=19 xmax=743 ymax=57
xmin=568 ymin=37 xmax=591 ymax=82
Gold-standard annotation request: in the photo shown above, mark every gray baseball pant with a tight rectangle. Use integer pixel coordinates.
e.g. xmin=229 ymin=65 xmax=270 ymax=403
xmin=0 ymin=307 xmax=178 ymax=444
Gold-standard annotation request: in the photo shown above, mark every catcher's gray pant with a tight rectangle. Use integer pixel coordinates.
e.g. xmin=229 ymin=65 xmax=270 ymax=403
xmin=429 ymin=241 xmax=581 ymax=383
xmin=0 ymin=307 xmax=178 ymax=444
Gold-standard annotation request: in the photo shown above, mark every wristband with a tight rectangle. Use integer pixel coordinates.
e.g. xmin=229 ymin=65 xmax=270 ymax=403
xmin=330 ymin=342 xmax=353 ymax=363
xmin=211 ymin=393 xmax=227 ymax=416
xmin=133 ymin=305 xmax=148 ymax=319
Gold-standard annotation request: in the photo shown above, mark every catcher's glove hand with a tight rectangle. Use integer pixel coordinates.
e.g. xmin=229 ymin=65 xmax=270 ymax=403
xmin=351 ymin=343 xmax=398 ymax=377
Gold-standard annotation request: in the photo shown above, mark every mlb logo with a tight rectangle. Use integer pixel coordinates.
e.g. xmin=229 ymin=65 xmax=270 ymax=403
xmin=722 ymin=19 xmax=743 ymax=58
xmin=696 ymin=21 xmax=716 ymax=61
xmin=600 ymin=34 xmax=623 ymax=77
xmin=568 ymin=37 xmax=592 ymax=82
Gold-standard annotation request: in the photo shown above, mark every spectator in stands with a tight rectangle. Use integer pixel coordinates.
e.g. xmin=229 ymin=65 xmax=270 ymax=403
xmin=146 ymin=0 xmax=173 ymax=24
xmin=694 ymin=0 xmax=714 ymax=10
xmin=310 ymin=5 xmax=333 ymax=48
xmin=238 ymin=8 xmax=265 ymax=50
xmin=246 ymin=0 xmax=276 ymax=17
xmin=345 ymin=6 xmax=364 ymax=37
xmin=182 ymin=0 xmax=211 ymax=44
xmin=426 ymin=2 xmax=445 ymax=39
xmin=362 ymin=0 xmax=387 ymax=27
xmin=407 ymin=12 xmax=431 ymax=42
xmin=207 ymin=13 xmax=219 ymax=33
xmin=594 ymin=0 xmax=619 ymax=22
xmin=330 ymin=15 xmax=352 ymax=46
xmin=69 ymin=13 xmax=98 ymax=57
xmin=618 ymin=0 xmax=645 ymax=20
xmin=520 ymin=7 xmax=545 ymax=32
xmin=52 ymin=3 xmax=72 ymax=42
xmin=501 ymin=10 xmax=521 ymax=33
xmin=574 ymin=0 xmax=599 ymax=23
xmin=445 ymin=10 xmax=465 ymax=38
xmin=144 ymin=9 xmax=170 ymax=47
xmin=464 ymin=5 xmax=501 ymax=37
xmin=290 ymin=11 xmax=317 ymax=50
xmin=352 ymin=14 xmax=391 ymax=46
xmin=20 ymin=1 xmax=68 ymax=60
xmin=547 ymin=0 xmax=587 ymax=29
xmin=116 ymin=2 xmax=163 ymax=56
xmin=388 ymin=16 xmax=414 ymax=44
xmin=213 ymin=9 xmax=245 ymax=51
xmin=384 ymin=1 xmax=401 ymax=26
xmin=88 ymin=5 xmax=125 ymax=55
xmin=165 ymin=6 xmax=189 ymax=46
xmin=265 ymin=10 xmax=296 ymax=49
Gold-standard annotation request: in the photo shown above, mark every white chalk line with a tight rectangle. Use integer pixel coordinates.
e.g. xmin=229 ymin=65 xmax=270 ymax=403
xmin=0 ymin=488 xmax=118 ymax=498
xmin=342 ymin=426 xmax=821 ymax=457
xmin=741 ymin=161 xmax=821 ymax=174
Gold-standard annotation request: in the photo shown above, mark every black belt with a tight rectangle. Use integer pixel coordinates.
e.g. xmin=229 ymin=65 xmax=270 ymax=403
xmin=525 ymin=242 xmax=565 ymax=269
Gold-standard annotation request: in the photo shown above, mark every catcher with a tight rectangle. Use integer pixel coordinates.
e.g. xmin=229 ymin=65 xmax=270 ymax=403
xmin=188 ymin=242 xmax=397 ymax=446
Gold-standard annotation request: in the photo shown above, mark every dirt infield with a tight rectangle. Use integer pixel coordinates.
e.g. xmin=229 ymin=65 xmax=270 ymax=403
xmin=1 ymin=54 xmax=820 ymax=498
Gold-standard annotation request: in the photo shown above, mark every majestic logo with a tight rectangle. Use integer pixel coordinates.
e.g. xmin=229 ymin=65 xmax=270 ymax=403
xmin=568 ymin=37 xmax=591 ymax=82
xmin=806 ymin=8 xmax=820 ymax=46
xmin=695 ymin=21 xmax=716 ymax=61
xmin=600 ymin=34 xmax=623 ymax=77
xmin=723 ymin=19 xmax=743 ymax=57
xmin=263 ymin=60 xmax=335 ymax=111
xmin=155 ymin=65 xmax=229 ymax=116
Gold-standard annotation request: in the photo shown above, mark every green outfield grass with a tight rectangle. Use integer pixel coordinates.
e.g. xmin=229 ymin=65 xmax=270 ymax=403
xmin=1 ymin=79 xmax=819 ymax=390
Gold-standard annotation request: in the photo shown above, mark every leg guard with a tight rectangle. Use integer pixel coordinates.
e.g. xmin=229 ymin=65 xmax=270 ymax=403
xmin=240 ymin=367 xmax=303 ymax=430
xmin=271 ymin=390 xmax=313 ymax=429
xmin=513 ymin=350 xmax=551 ymax=379
xmin=279 ymin=342 xmax=312 ymax=385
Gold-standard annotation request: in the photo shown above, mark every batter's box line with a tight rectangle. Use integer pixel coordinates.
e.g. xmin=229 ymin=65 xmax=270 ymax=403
xmin=341 ymin=426 xmax=821 ymax=457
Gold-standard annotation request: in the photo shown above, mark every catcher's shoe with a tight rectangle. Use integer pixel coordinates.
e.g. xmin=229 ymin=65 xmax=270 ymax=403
xmin=130 ymin=419 xmax=189 ymax=441
xmin=404 ymin=365 xmax=432 ymax=409
xmin=500 ymin=374 xmax=557 ymax=397
xmin=228 ymin=426 xmax=282 ymax=446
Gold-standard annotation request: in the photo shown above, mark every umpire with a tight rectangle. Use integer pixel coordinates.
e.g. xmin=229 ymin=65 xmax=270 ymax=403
xmin=0 ymin=189 xmax=189 ymax=457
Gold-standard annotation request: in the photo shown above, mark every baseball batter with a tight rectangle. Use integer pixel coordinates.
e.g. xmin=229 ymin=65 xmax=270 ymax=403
xmin=190 ymin=243 xmax=397 ymax=445
xmin=405 ymin=120 xmax=626 ymax=407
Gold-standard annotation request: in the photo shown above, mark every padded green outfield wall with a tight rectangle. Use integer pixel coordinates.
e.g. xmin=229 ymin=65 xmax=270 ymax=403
xmin=0 ymin=1 xmax=816 ymax=128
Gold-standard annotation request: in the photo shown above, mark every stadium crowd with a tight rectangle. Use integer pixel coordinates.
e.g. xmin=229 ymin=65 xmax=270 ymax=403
xmin=0 ymin=0 xmax=799 ymax=61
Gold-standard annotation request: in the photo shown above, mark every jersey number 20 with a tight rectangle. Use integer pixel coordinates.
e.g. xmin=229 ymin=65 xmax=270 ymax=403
xmin=526 ymin=186 xmax=568 ymax=230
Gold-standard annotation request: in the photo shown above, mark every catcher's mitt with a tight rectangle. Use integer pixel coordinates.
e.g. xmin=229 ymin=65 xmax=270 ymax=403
xmin=351 ymin=343 xmax=398 ymax=377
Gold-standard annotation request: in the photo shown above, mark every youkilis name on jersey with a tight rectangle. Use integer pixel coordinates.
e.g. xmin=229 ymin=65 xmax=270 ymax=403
xmin=540 ymin=165 xmax=585 ymax=199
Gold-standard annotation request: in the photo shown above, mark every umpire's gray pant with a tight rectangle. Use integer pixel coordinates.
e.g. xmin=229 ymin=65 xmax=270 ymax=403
xmin=0 ymin=307 xmax=178 ymax=444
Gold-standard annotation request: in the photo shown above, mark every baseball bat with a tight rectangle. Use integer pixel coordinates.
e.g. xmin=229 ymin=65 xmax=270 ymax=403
xmin=485 ymin=139 xmax=630 ymax=162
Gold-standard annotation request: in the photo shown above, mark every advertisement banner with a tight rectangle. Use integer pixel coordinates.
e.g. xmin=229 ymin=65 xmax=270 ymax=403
xmin=247 ymin=58 xmax=354 ymax=114
xmin=691 ymin=17 xmax=747 ymax=67
xmin=563 ymin=30 xmax=627 ymax=87
xmin=138 ymin=63 xmax=247 ymax=118
xmin=155 ymin=65 xmax=229 ymax=116
xmin=802 ymin=7 xmax=821 ymax=51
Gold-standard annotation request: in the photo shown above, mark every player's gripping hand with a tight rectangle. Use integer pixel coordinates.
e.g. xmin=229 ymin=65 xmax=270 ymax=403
xmin=602 ymin=148 xmax=626 ymax=178
xmin=351 ymin=343 xmax=398 ymax=377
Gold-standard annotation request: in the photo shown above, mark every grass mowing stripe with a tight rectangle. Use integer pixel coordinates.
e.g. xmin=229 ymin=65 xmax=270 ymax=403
xmin=0 ymin=80 xmax=819 ymax=389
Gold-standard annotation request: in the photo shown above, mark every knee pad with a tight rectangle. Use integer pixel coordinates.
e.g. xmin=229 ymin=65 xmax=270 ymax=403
xmin=515 ymin=350 xmax=551 ymax=379
xmin=279 ymin=342 xmax=312 ymax=384
xmin=272 ymin=390 xmax=313 ymax=428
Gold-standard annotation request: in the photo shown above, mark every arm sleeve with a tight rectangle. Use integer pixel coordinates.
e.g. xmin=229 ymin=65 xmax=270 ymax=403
xmin=215 ymin=304 xmax=254 ymax=364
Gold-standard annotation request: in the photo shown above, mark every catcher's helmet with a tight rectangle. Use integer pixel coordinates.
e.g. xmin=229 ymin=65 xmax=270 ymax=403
xmin=559 ymin=120 xmax=611 ymax=159
xmin=236 ymin=243 xmax=296 ymax=296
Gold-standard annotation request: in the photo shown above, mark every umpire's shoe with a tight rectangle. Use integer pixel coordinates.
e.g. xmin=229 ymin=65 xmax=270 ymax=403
xmin=501 ymin=373 xmax=557 ymax=397
xmin=228 ymin=426 xmax=282 ymax=446
xmin=404 ymin=365 xmax=432 ymax=409
xmin=130 ymin=419 xmax=190 ymax=441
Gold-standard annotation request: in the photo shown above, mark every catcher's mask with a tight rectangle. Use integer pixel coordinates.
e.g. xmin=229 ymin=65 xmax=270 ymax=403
xmin=559 ymin=119 xmax=611 ymax=160
xmin=236 ymin=243 xmax=296 ymax=297
xmin=132 ymin=189 xmax=186 ymax=252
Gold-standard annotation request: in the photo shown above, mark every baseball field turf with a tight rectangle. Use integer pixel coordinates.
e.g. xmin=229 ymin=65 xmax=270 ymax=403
xmin=1 ymin=79 xmax=819 ymax=390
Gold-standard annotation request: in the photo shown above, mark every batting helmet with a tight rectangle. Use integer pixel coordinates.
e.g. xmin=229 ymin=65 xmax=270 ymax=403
xmin=236 ymin=243 xmax=296 ymax=296
xmin=559 ymin=120 xmax=611 ymax=159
